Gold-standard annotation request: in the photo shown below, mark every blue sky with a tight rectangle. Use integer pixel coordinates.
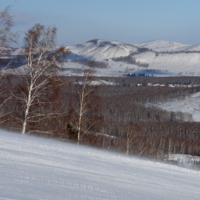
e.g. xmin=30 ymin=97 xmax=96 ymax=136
xmin=1 ymin=0 xmax=200 ymax=45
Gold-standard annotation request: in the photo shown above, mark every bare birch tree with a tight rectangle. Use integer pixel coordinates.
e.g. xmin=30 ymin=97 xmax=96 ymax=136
xmin=0 ymin=6 xmax=16 ymax=45
xmin=0 ymin=6 xmax=18 ymax=124
xmin=0 ymin=6 xmax=18 ymax=68
xmin=70 ymin=61 xmax=100 ymax=144
xmin=125 ymin=122 xmax=142 ymax=155
xmin=12 ymin=24 xmax=67 ymax=134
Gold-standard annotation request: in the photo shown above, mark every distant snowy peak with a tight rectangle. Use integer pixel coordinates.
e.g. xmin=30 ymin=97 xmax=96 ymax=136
xmin=185 ymin=44 xmax=200 ymax=51
xmin=67 ymin=39 xmax=148 ymax=60
xmin=62 ymin=39 xmax=200 ymax=77
xmin=135 ymin=40 xmax=191 ymax=52
xmin=67 ymin=39 xmax=200 ymax=61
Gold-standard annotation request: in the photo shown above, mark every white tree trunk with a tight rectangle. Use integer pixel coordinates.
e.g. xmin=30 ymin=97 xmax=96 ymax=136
xmin=22 ymin=83 xmax=33 ymax=134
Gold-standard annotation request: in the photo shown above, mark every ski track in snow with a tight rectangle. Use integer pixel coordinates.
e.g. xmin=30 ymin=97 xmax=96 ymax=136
xmin=0 ymin=131 xmax=200 ymax=200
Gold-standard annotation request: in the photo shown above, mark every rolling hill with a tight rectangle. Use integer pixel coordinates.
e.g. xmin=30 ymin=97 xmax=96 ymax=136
xmin=2 ymin=39 xmax=200 ymax=77
xmin=64 ymin=39 xmax=200 ymax=77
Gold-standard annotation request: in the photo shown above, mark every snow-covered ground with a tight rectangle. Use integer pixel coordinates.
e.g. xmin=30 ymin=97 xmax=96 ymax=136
xmin=167 ymin=154 xmax=200 ymax=168
xmin=0 ymin=130 xmax=200 ymax=200
xmin=148 ymin=92 xmax=200 ymax=122
xmin=135 ymin=40 xmax=191 ymax=52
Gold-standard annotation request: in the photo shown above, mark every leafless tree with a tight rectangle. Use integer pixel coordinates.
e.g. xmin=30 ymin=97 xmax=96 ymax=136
xmin=0 ymin=6 xmax=16 ymax=45
xmin=11 ymin=24 xmax=67 ymax=134
xmin=125 ymin=122 xmax=143 ymax=155
xmin=69 ymin=61 xmax=100 ymax=144
xmin=0 ymin=6 xmax=18 ymax=67
xmin=0 ymin=6 xmax=18 ymax=124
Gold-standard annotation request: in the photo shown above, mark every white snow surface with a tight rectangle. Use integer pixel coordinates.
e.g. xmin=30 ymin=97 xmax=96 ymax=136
xmin=135 ymin=40 xmax=200 ymax=52
xmin=0 ymin=130 xmax=200 ymax=200
xmin=148 ymin=92 xmax=200 ymax=122
xmin=67 ymin=39 xmax=138 ymax=60
xmin=167 ymin=154 xmax=200 ymax=168
xmin=135 ymin=40 xmax=191 ymax=52
xmin=75 ymin=80 xmax=118 ymax=86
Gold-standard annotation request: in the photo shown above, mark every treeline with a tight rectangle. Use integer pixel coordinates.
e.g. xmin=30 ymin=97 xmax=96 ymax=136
xmin=97 ymin=85 xmax=200 ymax=104
xmin=112 ymin=55 xmax=149 ymax=68
xmin=98 ymin=76 xmax=200 ymax=86
xmin=58 ymin=76 xmax=200 ymax=87
xmin=123 ymin=73 xmax=153 ymax=77
xmin=71 ymin=59 xmax=108 ymax=69
xmin=81 ymin=124 xmax=200 ymax=158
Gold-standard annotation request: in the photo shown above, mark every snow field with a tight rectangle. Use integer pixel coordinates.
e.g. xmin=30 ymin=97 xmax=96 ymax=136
xmin=0 ymin=130 xmax=200 ymax=200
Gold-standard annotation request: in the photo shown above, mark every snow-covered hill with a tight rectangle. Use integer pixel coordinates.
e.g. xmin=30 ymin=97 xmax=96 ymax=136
xmin=67 ymin=39 xmax=140 ymax=60
xmin=3 ymin=39 xmax=200 ymax=77
xmin=0 ymin=130 xmax=200 ymax=200
xmin=135 ymin=40 xmax=191 ymax=52
xmin=135 ymin=40 xmax=200 ymax=52
xmin=63 ymin=39 xmax=200 ymax=77
xmin=147 ymin=91 xmax=200 ymax=122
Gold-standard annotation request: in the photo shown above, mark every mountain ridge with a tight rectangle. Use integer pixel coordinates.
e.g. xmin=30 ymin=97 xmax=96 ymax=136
xmin=2 ymin=39 xmax=200 ymax=77
xmin=64 ymin=39 xmax=200 ymax=77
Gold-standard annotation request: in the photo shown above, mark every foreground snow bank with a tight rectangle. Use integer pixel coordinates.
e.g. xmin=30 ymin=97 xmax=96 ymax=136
xmin=0 ymin=130 xmax=200 ymax=200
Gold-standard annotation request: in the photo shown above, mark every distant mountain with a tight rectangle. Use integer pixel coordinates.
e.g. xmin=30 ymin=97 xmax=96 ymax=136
xmin=64 ymin=39 xmax=200 ymax=77
xmin=0 ymin=46 xmax=19 ymax=57
xmin=2 ymin=39 xmax=200 ymax=77
xmin=184 ymin=44 xmax=200 ymax=51
xmin=67 ymin=39 xmax=149 ymax=60
xmin=135 ymin=40 xmax=191 ymax=52
xmin=135 ymin=40 xmax=200 ymax=52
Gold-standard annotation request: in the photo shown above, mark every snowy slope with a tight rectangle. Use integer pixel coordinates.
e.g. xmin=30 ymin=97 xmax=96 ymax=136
xmin=63 ymin=51 xmax=200 ymax=77
xmin=135 ymin=40 xmax=191 ymax=52
xmin=136 ymin=40 xmax=200 ymax=52
xmin=0 ymin=130 xmax=200 ymax=200
xmin=134 ymin=51 xmax=200 ymax=76
xmin=185 ymin=44 xmax=200 ymax=51
xmin=67 ymin=39 xmax=140 ymax=60
xmin=147 ymin=92 xmax=200 ymax=122
xmin=63 ymin=39 xmax=200 ymax=77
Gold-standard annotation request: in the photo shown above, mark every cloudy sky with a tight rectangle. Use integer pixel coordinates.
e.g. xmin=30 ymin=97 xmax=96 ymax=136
xmin=1 ymin=0 xmax=200 ymax=45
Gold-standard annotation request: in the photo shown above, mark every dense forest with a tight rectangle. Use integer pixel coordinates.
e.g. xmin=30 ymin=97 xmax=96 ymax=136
xmin=1 ymin=74 xmax=200 ymax=163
